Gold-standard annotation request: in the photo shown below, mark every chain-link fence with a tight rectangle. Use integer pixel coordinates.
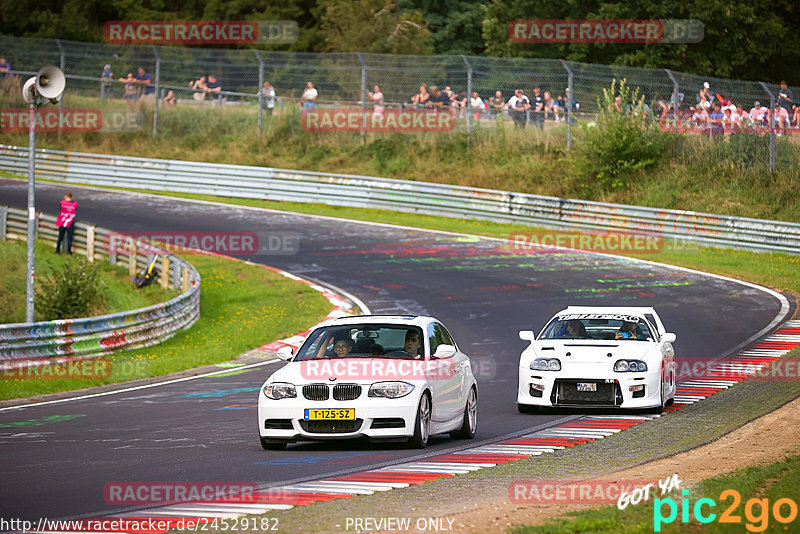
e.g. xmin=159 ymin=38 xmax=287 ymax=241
xmin=1 ymin=33 xmax=796 ymax=170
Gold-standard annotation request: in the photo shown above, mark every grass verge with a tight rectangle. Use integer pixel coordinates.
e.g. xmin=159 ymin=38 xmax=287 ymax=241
xmin=0 ymin=238 xmax=170 ymax=323
xmin=0 ymin=253 xmax=332 ymax=400
xmin=511 ymin=454 xmax=800 ymax=533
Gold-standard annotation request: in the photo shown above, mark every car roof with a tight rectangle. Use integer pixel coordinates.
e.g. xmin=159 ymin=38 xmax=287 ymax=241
xmin=317 ymin=315 xmax=435 ymax=328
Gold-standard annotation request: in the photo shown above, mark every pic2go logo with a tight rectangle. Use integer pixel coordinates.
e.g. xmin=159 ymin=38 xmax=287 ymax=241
xmin=654 ymin=489 xmax=798 ymax=532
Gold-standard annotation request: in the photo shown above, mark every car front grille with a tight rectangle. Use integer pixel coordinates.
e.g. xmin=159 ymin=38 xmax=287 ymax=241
xmin=333 ymin=384 xmax=362 ymax=401
xmin=302 ymin=384 xmax=330 ymax=401
xmin=552 ymin=379 xmax=622 ymax=406
xmin=299 ymin=419 xmax=363 ymax=434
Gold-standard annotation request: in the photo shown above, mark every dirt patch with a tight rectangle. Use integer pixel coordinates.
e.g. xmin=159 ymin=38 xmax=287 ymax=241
xmin=439 ymin=396 xmax=800 ymax=533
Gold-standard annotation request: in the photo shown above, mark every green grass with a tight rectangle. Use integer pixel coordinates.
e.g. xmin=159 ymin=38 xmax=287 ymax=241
xmin=0 ymin=238 xmax=170 ymax=323
xmin=0 ymin=253 xmax=332 ymax=400
xmin=510 ymin=454 xmax=800 ymax=533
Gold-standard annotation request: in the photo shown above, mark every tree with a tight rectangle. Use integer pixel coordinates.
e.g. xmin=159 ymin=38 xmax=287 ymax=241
xmin=397 ymin=0 xmax=489 ymax=55
xmin=318 ymin=0 xmax=433 ymax=54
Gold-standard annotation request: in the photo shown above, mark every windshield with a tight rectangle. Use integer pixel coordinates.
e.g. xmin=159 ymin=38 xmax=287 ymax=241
xmin=539 ymin=313 xmax=654 ymax=341
xmin=293 ymin=324 xmax=425 ymax=361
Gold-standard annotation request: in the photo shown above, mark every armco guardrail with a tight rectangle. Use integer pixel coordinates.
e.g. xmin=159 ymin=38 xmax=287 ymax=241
xmin=1 ymin=145 xmax=799 ymax=254
xmin=0 ymin=205 xmax=200 ymax=361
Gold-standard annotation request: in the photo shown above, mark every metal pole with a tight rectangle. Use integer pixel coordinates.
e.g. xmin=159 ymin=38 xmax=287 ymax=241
xmin=152 ymin=45 xmax=160 ymax=137
xmin=255 ymin=50 xmax=264 ymax=136
xmin=356 ymin=52 xmax=366 ymax=140
xmin=461 ymin=55 xmax=472 ymax=147
xmin=25 ymin=100 xmax=37 ymax=323
xmin=55 ymin=39 xmax=65 ymax=115
xmin=759 ymin=82 xmax=775 ymax=172
xmin=664 ymin=69 xmax=680 ymax=161
xmin=561 ymin=60 xmax=573 ymax=149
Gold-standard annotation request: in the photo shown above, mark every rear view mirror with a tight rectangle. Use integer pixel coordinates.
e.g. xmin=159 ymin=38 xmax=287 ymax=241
xmin=275 ymin=346 xmax=294 ymax=360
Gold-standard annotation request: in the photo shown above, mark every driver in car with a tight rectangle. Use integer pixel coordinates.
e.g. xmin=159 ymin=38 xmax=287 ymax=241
xmin=615 ymin=321 xmax=640 ymax=340
xmin=332 ymin=336 xmax=353 ymax=357
xmin=405 ymin=330 xmax=421 ymax=357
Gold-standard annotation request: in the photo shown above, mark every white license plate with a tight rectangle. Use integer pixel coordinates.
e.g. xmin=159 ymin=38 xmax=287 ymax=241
xmin=576 ymin=382 xmax=597 ymax=392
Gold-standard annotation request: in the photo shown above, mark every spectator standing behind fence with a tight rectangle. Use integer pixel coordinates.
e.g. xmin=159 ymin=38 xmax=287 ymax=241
xmin=206 ymin=75 xmax=222 ymax=105
xmin=749 ymin=101 xmax=767 ymax=127
xmin=506 ymin=89 xmax=530 ymax=128
xmin=0 ymin=57 xmax=12 ymax=78
xmin=470 ymin=91 xmax=484 ymax=120
xmin=709 ymin=102 xmax=725 ymax=139
xmin=778 ymin=80 xmax=793 ymax=113
xmin=698 ymin=82 xmax=712 ymax=107
xmin=368 ymin=84 xmax=384 ymax=116
xmin=120 ymin=73 xmax=138 ymax=105
xmin=134 ymin=67 xmax=154 ymax=105
xmin=260 ymin=81 xmax=275 ymax=115
xmin=100 ymin=64 xmax=113 ymax=99
xmin=489 ymin=91 xmax=505 ymax=118
xmin=190 ymin=76 xmax=207 ymax=103
xmin=531 ymin=87 xmax=544 ymax=129
xmin=55 ymin=192 xmax=78 ymax=255
xmin=301 ymin=82 xmax=317 ymax=110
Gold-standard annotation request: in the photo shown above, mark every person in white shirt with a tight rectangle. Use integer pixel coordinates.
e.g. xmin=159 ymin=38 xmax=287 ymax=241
xmin=301 ymin=81 xmax=318 ymax=110
xmin=506 ymin=89 xmax=530 ymax=128
xmin=261 ymin=81 xmax=275 ymax=115
xmin=367 ymin=84 xmax=384 ymax=115
xmin=470 ymin=91 xmax=484 ymax=119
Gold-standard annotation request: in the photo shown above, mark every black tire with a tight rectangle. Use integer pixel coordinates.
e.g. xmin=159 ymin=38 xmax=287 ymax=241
xmin=407 ymin=392 xmax=431 ymax=449
xmin=260 ymin=436 xmax=287 ymax=450
xmin=517 ymin=403 xmax=539 ymax=414
xmin=451 ymin=387 xmax=477 ymax=439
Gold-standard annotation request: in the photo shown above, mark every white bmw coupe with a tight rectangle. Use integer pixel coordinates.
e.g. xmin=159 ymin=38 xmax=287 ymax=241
xmin=258 ymin=315 xmax=478 ymax=449
xmin=518 ymin=307 xmax=677 ymax=413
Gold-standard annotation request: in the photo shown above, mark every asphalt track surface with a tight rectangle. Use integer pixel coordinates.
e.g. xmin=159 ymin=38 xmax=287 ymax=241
xmin=0 ymin=179 xmax=790 ymax=522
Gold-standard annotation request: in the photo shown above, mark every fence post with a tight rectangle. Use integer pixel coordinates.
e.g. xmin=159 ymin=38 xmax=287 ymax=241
xmin=181 ymin=266 xmax=189 ymax=293
xmin=356 ymin=52 xmax=366 ymax=140
xmin=461 ymin=55 xmax=472 ymax=147
xmin=759 ymin=82 xmax=776 ymax=172
xmin=86 ymin=225 xmax=95 ymax=263
xmin=0 ymin=206 xmax=6 ymax=240
xmin=161 ymin=256 xmax=169 ymax=289
xmin=55 ymin=39 xmax=65 ymax=141
xmin=255 ymin=50 xmax=264 ymax=136
xmin=561 ymin=60 xmax=573 ymax=149
xmin=664 ymin=69 xmax=680 ymax=162
xmin=129 ymin=240 xmax=137 ymax=277
xmin=152 ymin=45 xmax=161 ymax=137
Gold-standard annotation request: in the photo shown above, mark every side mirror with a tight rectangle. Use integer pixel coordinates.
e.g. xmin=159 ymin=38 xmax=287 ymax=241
xmin=433 ymin=344 xmax=456 ymax=359
xmin=519 ymin=330 xmax=535 ymax=342
xmin=663 ymin=333 xmax=676 ymax=344
xmin=275 ymin=346 xmax=294 ymax=361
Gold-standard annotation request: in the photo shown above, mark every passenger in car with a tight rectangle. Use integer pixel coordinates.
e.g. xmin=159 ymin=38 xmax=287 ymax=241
xmin=565 ymin=319 xmax=586 ymax=338
xmin=615 ymin=321 xmax=640 ymax=340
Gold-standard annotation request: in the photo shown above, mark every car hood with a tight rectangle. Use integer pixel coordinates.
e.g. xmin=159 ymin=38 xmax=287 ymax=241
xmin=527 ymin=340 xmax=655 ymax=362
xmin=266 ymin=358 xmax=435 ymax=385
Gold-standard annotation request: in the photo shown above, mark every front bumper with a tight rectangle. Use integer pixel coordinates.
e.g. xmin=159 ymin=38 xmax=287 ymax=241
xmin=517 ymin=365 xmax=662 ymax=409
xmin=258 ymin=391 xmax=421 ymax=442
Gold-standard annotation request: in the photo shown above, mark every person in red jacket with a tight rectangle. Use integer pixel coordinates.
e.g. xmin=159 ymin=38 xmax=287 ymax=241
xmin=55 ymin=192 xmax=78 ymax=254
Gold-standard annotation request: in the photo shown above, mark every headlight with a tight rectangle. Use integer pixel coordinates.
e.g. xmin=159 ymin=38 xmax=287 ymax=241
xmin=614 ymin=360 xmax=648 ymax=372
xmin=530 ymin=358 xmax=561 ymax=371
xmin=368 ymin=381 xmax=414 ymax=398
xmin=263 ymin=382 xmax=296 ymax=399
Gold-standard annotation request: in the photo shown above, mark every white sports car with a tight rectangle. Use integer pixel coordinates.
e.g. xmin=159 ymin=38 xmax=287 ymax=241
xmin=517 ymin=307 xmax=677 ymax=412
xmin=258 ymin=315 xmax=478 ymax=449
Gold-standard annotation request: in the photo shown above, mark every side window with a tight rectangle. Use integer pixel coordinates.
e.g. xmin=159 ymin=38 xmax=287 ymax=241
xmin=428 ymin=323 xmax=451 ymax=356
xmin=427 ymin=323 xmax=439 ymax=356
xmin=644 ymin=314 xmax=660 ymax=341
